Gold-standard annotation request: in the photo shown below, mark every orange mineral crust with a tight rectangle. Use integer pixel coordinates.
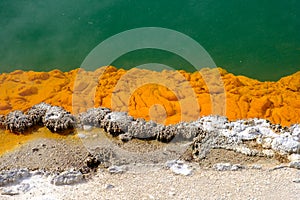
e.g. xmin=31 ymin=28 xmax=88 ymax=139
xmin=0 ymin=66 xmax=299 ymax=126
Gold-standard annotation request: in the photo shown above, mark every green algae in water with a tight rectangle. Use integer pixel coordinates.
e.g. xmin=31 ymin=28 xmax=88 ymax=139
xmin=0 ymin=0 xmax=299 ymax=81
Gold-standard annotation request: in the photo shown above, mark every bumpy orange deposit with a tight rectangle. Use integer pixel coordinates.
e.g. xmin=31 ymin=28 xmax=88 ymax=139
xmin=0 ymin=66 xmax=299 ymax=126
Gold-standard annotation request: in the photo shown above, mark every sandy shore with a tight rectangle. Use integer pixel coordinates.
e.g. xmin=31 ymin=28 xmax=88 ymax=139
xmin=0 ymin=131 xmax=299 ymax=200
xmin=0 ymin=165 xmax=299 ymax=200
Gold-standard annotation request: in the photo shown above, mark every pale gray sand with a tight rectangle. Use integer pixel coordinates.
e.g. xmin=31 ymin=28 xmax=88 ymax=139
xmin=1 ymin=166 xmax=299 ymax=200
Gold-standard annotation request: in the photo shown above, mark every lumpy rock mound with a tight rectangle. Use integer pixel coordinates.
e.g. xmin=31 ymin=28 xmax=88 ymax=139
xmin=0 ymin=66 xmax=299 ymax=126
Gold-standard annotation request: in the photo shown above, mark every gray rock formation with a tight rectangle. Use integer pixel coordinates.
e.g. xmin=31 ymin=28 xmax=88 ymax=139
xmin=213 ymin=163 xmax=245 ymax=171
xmin=191 ymin=130 xmax=226 ymax=160
xmin=108 ymin=165 xmax=126 ymax=174
xmin=5 ymin=111 xmax=33 ymax=133
xmin=127 ymin=119 xmax=162 ymax=140
xmin=27 ymin=102 xmax=52 ymax=126
xmin=156 ymin=125 xmax=177 ymax=142
xmin=1 ymin=103 xmax=300 ymax=168
xmin=50 ymin=170 xmax=83 ymax=185
xmin=166 ymin=160 xmax=192 ymax=176
xmin=0 ymin=168 xmax=30 ymax=187
xmin=191 ymin=116 xmax=300 ymax=163
xmin=43 ymin=106 xmax=76 ymax=132
xmin=174 ymin=122 xmax=206 ymax=141
xmin=102 ymin=112 xmax=134 ymax=136
xmin=288 ymin=154 xmax=300 ymax=169
xmin=78 ymin=107 xmax=111 ymax=128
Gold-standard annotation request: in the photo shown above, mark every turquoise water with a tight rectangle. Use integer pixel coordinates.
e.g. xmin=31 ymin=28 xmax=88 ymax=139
xmin=0 ymin=0 xmax=299 ymax=81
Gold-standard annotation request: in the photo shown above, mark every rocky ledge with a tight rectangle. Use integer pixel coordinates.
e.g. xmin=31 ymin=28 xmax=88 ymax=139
xmin=0 ymin=103 xmax=299 ymax=170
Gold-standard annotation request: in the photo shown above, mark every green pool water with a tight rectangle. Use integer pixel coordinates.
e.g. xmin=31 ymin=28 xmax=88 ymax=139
xmin=0 ymin=0 xmax=299 ymax=81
